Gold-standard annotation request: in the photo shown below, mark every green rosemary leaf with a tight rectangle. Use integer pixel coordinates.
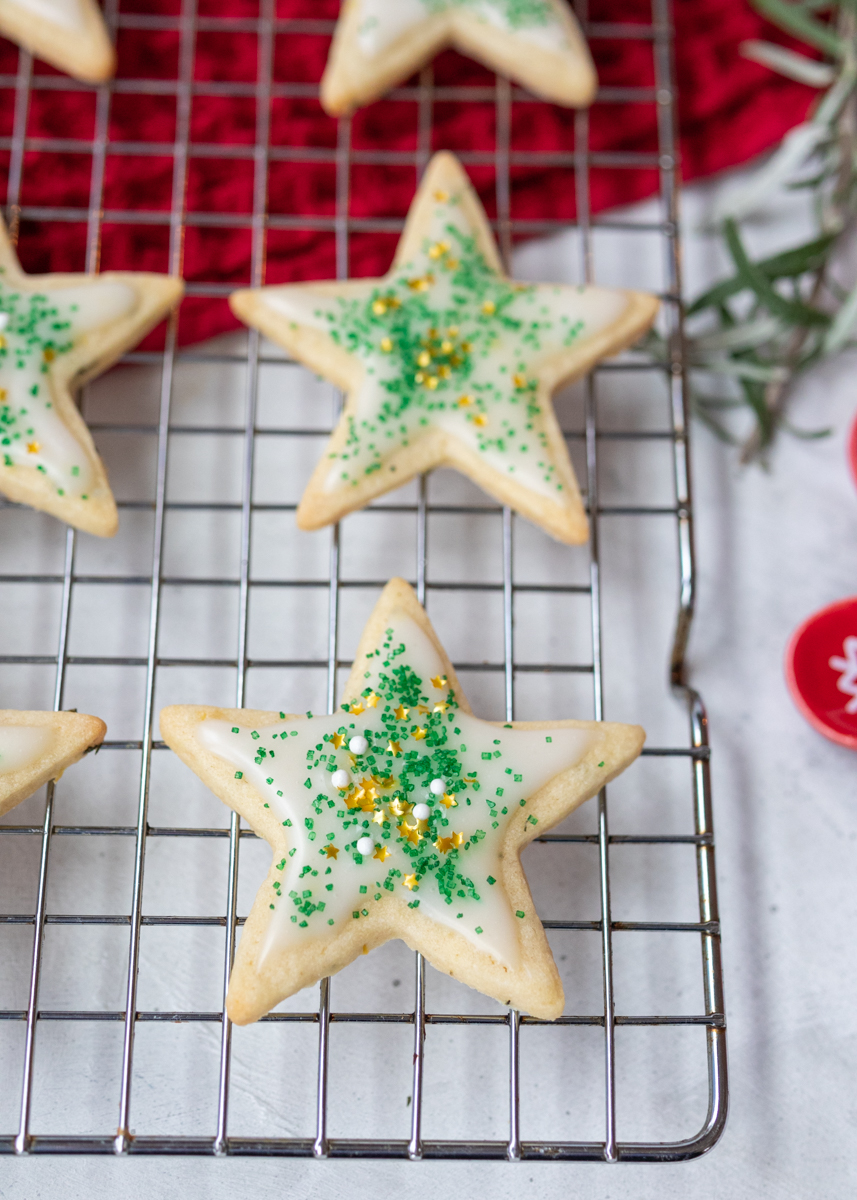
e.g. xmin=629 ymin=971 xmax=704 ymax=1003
xmin=692 ymin=402 xmax=743 ymax=445
xmin=740 ymin=39 xmax=835 ymax=86
xmin=695 ymin=358 xmax=789 ymax=383
xmin=692 ymin=315 xmax=785 ymax=352
xmin=687 ymin=232 xmax=836 ymax=315
xmin=822 ymin=276 xmax=857 ymax=351
xmin=754 ymin=0 xmax=844 ymax=58
xmin=780 ymin=419 xmax=834 ymax=440
xmin=740 ymin=377 xmax=776 ymax=444
xmin=723 ymin=218 xmax=830 ymax=327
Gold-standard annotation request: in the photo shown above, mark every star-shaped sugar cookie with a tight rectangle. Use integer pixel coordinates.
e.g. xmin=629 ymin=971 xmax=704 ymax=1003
xmin=0 ymin=0 xmax=115 ymax=83
xmin=160 ymin=578 xmax=645 ymax=1023
xmin=230 ymin=152 xmax=658 ymax=544
xmin=0 ymin=218 xmax=183 ymax=537
xmin=321 ymin=0 xmax=597 ymax=114
xmin=0 ymin=709 xmax=106 ymax=819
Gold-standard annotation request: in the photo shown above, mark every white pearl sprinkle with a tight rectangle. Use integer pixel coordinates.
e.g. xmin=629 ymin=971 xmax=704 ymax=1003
xmin=412 ymin=803 xmax=430 ymax=821
xmin=331 ymin=769 xmax=350 ymax=790
xmin=349 ymin=735 xmax=368 ymax=755
xmin=356 ymin=836 xmax=374 ymax=857
xmin=429 ymin=778 xmax=446 ymax=795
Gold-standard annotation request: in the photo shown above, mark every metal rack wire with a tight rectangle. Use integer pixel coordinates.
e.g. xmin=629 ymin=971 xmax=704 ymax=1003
xmin=0 ymin=0 xmax=727 ymax=1162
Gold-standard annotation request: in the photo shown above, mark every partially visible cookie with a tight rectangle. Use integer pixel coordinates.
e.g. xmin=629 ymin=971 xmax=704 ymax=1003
xmin=160 ymin=577 xmax=645 ymax=1024
xmin=321 ymin=0 xmax=597 ymax=115
xmin=0 ymin=217 xmax=184 ymax=537
xmin=230 ymin=152 xmax=659 ymax=545
xmin=0 ymin=0 xmax=115 ymax=83
xmin=0 ymin=709 xmax=106 ymax=819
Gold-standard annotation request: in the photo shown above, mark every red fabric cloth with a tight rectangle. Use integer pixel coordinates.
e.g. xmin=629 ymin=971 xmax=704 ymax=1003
xmin=0 ymin=0 xmax=818 ymax=346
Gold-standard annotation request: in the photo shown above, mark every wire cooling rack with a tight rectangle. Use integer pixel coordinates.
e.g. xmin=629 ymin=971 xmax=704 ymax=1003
xmin=0 ymin=0 xmax=727 ymax=1163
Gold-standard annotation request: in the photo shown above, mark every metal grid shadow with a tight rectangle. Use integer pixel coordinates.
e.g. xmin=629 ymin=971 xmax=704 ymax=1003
xmin=0 ymin=0 xmax=727 ymax=1162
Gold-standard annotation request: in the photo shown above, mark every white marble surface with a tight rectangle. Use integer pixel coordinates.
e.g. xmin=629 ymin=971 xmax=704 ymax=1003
xmin=3 ymin=168 xmax=857 ymax=1198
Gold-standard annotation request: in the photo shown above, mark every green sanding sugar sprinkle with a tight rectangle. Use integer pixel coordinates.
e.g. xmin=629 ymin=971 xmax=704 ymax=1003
xmin=516 ymin=911 xmax=525 ymax=919
xmin=0 ymin=284 xmax=87 ymax=497
xmin=419 ymin=0 xmax=556 ymax=27
xmin=234 ymin=771 xmax=243 ymax=779
xmin=311 ymin=197 xmax=585 ymax=495
xmin=230 ymin=624 xmax=564 ymax=943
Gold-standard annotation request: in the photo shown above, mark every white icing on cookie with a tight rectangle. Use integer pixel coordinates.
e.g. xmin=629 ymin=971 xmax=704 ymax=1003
xmin=8 ymin=0 xmax=86 ymax=33
xmin=197 ymin=611 xmax=593 ymax=968
xmin=356 ymin=0 xmax=570 ymax=57
xmin=263 ymin=188 xmax=627 ymax=502
xmin=0 ymin=725 xmax=52 ymax=776
xmin=0 ymin=278 xmax=137 ymax=500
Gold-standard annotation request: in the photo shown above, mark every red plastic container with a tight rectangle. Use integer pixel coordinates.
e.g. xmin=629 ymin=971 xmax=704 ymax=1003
xmin=786 ymin=596 xmax=857 ymax=750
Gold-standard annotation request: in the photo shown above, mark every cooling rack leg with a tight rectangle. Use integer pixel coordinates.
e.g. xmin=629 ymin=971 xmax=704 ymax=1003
xmin=14 ymin=527 xmax=74 ymax=1154
xmin=313 ymin=977 xmax=331 ymax=1158
xmin=408 ymin=952 xmax=426 ymax=1161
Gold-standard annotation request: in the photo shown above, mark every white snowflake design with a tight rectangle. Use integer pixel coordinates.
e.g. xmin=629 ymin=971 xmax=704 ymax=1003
xmin=829 ymin=635 xmax=857 ymax=714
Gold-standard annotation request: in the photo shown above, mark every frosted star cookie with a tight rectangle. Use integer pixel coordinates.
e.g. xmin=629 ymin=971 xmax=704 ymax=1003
xmin=0 ymin=710 xmax=106 ymax=819
xmin=321 ymin=0 xmax=597 ymax=115
xmin=230 ymin=152 xmax=658 ymax=544
xmin=0 ymin=0 xmax=115 ymax=83
xmin=160 ymin=577 xmax=645 ymax=1023
xmin=0 ymin=218 xmax=183 ymax=537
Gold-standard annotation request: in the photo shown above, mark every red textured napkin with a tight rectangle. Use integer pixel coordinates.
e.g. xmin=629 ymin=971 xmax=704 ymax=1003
xmin=0 ymin=0 xmax=816 ymax=346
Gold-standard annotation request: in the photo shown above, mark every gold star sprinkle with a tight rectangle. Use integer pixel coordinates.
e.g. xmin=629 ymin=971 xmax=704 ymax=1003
xmin=26 ymin=441 xmax=41 ymax=454
xmin=440 ymin=792 xmax=457 ymax=809
xmin=350 ymin=701 xmax=365 ymax=716
xmin=331 ymin=733 xmax=345 ymax=749
xmin=452 ymin=831 xmax=464 ymax=848
xmin=482 ymin=300 xmax=496 ymax=315
xmin=373 ymin=844 xmax=391 ymax=862
xmin=435 ymin=835 xmax=454 ymax=855
xmin=433 ymin=702 xmax=448 ymax=714
xmin=399 ymin=822 xmax=421 ymax=847
xmin=426 ymin=376 xmax=439 ymax=390
xmin=402 ymin=873 xmax=419 ymax=891
xmin=513 ymin=373 xmax=528 ymax=388
xmin=413 ymin=727 xmax=427 ymax=740
xmin=387 ymin=740 xmax=402 ymax=756
xmin=431 ymin=675 xmax=447 ymax=689
xmin=365 ymin=692 xmax=380 ymax=708
xmin=372 ymin=299 xmax=387 ymax=316
xmin=473 ymin=414 xmax=488 ymax=428
xmin=371 ymin=809 xmax=386 ymax=826
xmin=380 ymin=337 xmax=393 ymax=353
xmin=43 ymin=347 xmax=55 ymax=362
xmin=389 ymin=797 xmax=409 ymax=818
xmin=323 ymin=844 xmax=339 ymax=859
xmin=433 ymin=190 xmax=449 ymax=202
xmin=394 ymin=705 xmax=409 ymax=720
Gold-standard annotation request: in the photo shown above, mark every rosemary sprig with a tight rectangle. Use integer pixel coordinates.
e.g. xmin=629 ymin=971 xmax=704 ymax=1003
xmin=655 ymin=1 xmax=857 ymax=462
